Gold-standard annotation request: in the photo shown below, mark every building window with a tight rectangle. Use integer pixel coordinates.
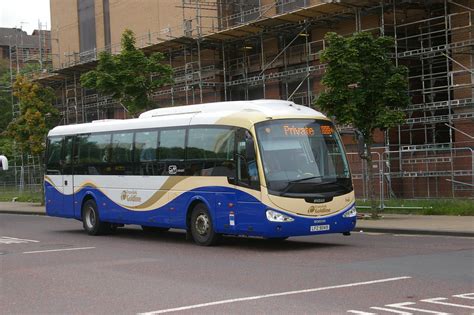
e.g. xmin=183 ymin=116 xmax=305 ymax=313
xmin=77 ymin=0 xmax=97 ymax=54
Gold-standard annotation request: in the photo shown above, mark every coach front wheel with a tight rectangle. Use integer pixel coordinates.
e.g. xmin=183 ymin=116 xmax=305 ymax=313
xmin=82 ymin=199 xmax=111 ymax=235
xmin=190 ymin=203 xmax=220 ymax=246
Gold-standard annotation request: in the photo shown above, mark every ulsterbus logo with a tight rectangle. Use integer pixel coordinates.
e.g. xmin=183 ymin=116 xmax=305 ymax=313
xmin=120 ymin=190 xmax=142 ymax=203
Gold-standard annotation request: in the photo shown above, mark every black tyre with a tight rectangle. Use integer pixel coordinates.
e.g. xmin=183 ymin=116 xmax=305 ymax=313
xmin=141 ymin=226 xmax=170 ymax=233
xmin=82 ymin=199 xmax=111 ymax=235
xmin=190 ymin=203 xmax=220 ymax=246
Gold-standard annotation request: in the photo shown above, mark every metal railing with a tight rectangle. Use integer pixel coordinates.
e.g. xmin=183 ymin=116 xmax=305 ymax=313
xmin=347 ymin=147 xmax=474 ymax=209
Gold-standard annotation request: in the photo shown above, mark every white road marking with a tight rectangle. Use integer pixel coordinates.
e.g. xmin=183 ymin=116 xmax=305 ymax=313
xmin=139 ymin=276 xmax=412 ymax=315
xmin=421 ymin=297 xmax=474 ymax=309
xmin=370 ymin=306 xmax=412 ymax=314
xmin=453 ymin=293 xmax=474 ymax=300
xmin=23 ymin=247 xmax=95 ymax=254
xmin=350 ymin=292 xmax=474 ymax=314
xmin=385 ymin=302 xmax=451 ymax=315
xmin=0 ymin=236 xmax=40 ymax=244
xmin=347 ymin=310 xmax=377 ymax=314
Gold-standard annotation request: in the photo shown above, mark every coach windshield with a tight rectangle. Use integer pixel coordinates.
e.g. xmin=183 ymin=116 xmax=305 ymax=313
xmin=256 ymin=119 xmax=352 ymax=197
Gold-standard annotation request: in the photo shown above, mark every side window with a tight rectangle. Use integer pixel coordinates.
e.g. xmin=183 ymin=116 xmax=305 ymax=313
xmin=236 ymin=128 xmax=260 ymax=190
xmin=89 ymin=133 xmax=112 ymax=164
xmin=46 ymin=137 xmax=63 ymax=175
xmin=187 ymin=127 xmax=235 ymax=176
xmin=77 ymin=133 xmax=112 ymax=175
xmin=111 ymin=132 xmax=134 ymax=175
xmin=74 ymin=134 xmax=87 ymax=175
xmin=134 ymin=130 xmax=160 ymax=175
xmin=159 ymin=128 xmax=186 ymax=175
xmin=111 ymin=132 xmax=133 ymax=163
xmin=62 ymin=136 xmax=74 ymax=175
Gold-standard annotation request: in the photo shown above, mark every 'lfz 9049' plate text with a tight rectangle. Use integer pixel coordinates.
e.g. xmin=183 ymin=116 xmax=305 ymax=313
xmin=310 ymin=224 xmax=330 ymax=232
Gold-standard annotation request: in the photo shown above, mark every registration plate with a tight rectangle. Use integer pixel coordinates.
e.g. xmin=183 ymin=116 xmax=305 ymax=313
xmin=310 ymin=224 xmax=330 ymax=232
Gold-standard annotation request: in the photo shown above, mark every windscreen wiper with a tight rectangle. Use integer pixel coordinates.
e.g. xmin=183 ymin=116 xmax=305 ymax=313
xmin=279 ymin=176 xmax=323 ymax=196
xmin=288 ymin=175 xmax=323 ymax=184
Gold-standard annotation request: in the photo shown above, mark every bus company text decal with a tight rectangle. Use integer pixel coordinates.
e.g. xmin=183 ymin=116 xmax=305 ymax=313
xmin=121 ymin=190 xmax=142 ymax=203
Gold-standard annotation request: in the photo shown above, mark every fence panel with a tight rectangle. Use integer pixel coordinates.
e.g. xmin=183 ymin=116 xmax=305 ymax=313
xmin=346 ymin=147 xmax=473 ymax=206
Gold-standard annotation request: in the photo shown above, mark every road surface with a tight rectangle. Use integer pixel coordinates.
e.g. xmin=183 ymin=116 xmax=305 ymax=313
xmin=1 ymin=214 xmax=473 ymax=314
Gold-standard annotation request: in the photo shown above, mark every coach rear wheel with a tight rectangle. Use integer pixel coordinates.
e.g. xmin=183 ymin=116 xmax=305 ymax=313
xmin=82 ymin=199 xmax=111 ymax=235
xmin=190 ymin=203 xmax=220 ymax=246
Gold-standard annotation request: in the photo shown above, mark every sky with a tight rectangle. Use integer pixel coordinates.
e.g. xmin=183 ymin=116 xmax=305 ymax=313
xmin=0 ymin=0 xmax=51 ymax=34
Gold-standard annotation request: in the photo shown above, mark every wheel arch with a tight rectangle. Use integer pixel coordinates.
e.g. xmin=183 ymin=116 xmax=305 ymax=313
xmin=80 ymin=192 xmax=98 ymax=220
xmin=185 ymin=195 xmax=213 ymax=230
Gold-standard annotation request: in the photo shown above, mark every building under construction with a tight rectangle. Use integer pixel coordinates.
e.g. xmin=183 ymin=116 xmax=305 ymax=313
xmin=0 ymin=26 xmax=52 ymax=192
xmin=29 ymin=0 xmax=474 ymax=201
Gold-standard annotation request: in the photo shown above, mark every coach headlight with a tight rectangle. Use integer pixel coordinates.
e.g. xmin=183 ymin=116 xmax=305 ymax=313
xmin=266 ymin=210 xmax=294 ymax=222
xmin=343 ymin=206 xmax=357 ymax=218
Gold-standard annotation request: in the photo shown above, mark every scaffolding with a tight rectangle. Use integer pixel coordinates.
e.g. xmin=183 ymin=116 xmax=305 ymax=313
xmin=33 ymin=0 xmax=474 ymax=199
xmin=3 ymin=25 xmax=53 ymax=193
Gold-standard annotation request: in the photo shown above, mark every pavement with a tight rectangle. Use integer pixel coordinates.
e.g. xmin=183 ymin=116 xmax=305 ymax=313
xmin=0 ymin=201 xmax=473 ymax=237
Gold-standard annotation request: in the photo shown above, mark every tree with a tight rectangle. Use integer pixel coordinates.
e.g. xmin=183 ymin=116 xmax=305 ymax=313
xmin=6 ymin=75 xmax=60 ymax=202
xmin=315 ymin=32 xmax=410 ymax=218
xmin=80 ymin=29 xmax=173 ymax=116
xmin=0 ymin=60 xmax=12 ymax=133
xmin=0 ymin=60 xmax=13 ymax=159
xmin=6 ymin=75 xmax=59 ymax=156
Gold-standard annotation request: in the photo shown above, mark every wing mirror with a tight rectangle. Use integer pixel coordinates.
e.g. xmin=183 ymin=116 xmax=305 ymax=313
xmin=245 ymin=138 xmax=256 ymax=160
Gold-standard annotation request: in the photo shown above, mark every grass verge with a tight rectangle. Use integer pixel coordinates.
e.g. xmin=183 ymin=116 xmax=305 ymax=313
xmin=0 ymin=190 xmax=43 ymax=203
xmin=356 ymin=199 xmax=474 ymax=216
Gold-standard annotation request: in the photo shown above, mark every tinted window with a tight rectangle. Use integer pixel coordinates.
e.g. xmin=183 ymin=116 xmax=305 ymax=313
xmin=159 ymin=129 xmax=186 ymax=161
xmin=159 ymin=128 xmax=186 ymax=176
xmin=135 ymin=130 xmax=158 ymax=162
xmin=236 ymin=129 xmax=259 ymax=189
xmin=62 ymin=136 xmax=74 ymax=175
xmin=46 ymin=137 xmax=63 ymax=175
xmin=109 ymin=132 xmax=134 ymax=175
xmin=76 ymin=133 xmax=112 ymax=175
xmin=135 ymin=130 xmax=161 ymax=175
xmin=111 ymin=132 xmax=133 ymax=163
xmin=187 ymin=127 xmax=236 ymax=176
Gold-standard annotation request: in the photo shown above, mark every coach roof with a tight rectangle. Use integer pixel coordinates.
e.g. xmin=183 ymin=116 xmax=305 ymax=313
xmin=139 ymin=99 xmax=322 ymax=118
xmin=48 ymin=100 xmax=326 ymax=136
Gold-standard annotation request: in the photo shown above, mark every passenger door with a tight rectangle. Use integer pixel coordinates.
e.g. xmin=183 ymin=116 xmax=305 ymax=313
xmin=232 ymin=129 xmax=262 ymax=233
xmin=45 ymin=137 xmax=64 ymax=216
xmin=61 ymin=136 xmax=75 ymax=217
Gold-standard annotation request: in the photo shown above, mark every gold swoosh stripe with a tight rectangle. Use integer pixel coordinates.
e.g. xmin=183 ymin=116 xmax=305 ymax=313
xmin=43 ymin=176 xmax=237 ymax=211
xmin=126 ymin=176 xmax=186 ymax=210
xmin=65 ymin=177 xmax=188 ymax=211
xmin=74 ymin=181 xmax=99 ymax=193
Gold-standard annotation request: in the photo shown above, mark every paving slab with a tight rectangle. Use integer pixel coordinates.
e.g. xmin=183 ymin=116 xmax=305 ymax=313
xmin=356 ymin=213 xmax=474 ymax=237
xmin=0 ymin=202 xmax=45 ymax=215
